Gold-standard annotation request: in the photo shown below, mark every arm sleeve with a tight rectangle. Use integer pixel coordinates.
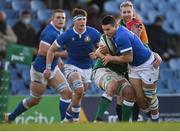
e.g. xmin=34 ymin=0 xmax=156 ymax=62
xmin=40 ymin=31 xmax=56 ymax=45
xmin=55 ymin=32 xmax=67 ymax=47
xmin=93 ymin=28 xmax=101 ymax=44
xmin=116 ymin=35 xmax=132 ymax=54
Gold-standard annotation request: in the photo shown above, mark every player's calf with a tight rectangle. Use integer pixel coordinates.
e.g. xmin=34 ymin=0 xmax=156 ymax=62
xmin=143 ymin=87 xmax=159 ymax=122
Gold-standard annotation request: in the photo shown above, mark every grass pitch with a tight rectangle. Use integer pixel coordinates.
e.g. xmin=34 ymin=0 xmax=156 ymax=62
xmin=0 ymin=122 xmax=180 ymax=131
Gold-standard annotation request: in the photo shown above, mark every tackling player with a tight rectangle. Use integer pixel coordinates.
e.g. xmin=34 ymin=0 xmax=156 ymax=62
xmin=101 ymin=15 xmax=160 ymax=122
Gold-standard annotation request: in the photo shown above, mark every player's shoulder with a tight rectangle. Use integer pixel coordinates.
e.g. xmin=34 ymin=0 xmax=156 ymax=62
xmin=61 ymin=27 xmax=74 ymax=37
xmin=86 ymin=26 xmax=100 ymax=35
xmin=86 ymin=26 xmax=98 ymax=32
xmin=41 ymin=24 xmax=57 ymax=35
xmin=119 ymin=26 xmax=134 ymax=36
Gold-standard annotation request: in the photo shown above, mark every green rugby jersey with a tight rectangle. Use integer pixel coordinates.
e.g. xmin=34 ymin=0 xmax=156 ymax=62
xmin=93 ymin=58 xmax=128 ymax=77
xmin=93 ymin=34 xmax=128 ymax=78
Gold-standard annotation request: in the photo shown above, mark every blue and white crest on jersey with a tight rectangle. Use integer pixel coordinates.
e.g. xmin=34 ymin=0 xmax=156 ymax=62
xmin=84 ymin=36 xmax=91 ymax=43
xmin=72 ymin=37 xmax=75 ymax=41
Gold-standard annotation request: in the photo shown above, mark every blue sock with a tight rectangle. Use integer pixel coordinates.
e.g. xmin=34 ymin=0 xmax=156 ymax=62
xmin=65 ymin=111 xmax=73 ymax=121
xmin=59 ymin=98 xmax=71 ymax=121
xmin=9 ymin=101 xmax=27 ymax=121
xmin=72 ymin=105 xmax=80 ymax=121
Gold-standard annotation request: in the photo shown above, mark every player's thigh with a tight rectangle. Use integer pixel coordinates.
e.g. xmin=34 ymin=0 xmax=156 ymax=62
xmin=30 ymin=81 xmax=46 ymax=96
xmin=30 ymin=66 xmax=47 ymax=96
xmin=93 ymin=68 xmax=113 ymax=91
xmin=48 ymin=69 xmax=68 ymax=88
xmin=129 ymin=78 xmax=145 ymax=102
xmin=64 ymin=64 xmax=82 ymax=83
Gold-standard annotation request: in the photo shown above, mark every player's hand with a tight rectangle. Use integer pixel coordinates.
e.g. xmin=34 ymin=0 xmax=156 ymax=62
xmin=43 ymin=69 xmax=51 ymax=79
xmin=58 ymin=59 xmax=64 ymax=70
xmin=152 ymin=53 xmax=162 ymax=69
xmin=89 ymin=52 xmax=97 ymax=60
xmin=99 ymin=45 xmax=109 ymax=54
xmin=102 ymin=54 xmax=112 ymax=65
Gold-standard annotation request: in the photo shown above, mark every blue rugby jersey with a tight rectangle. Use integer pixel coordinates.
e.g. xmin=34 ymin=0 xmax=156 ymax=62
xmin=113 ymin=26 xmax=151 ymax=66
xmin=32 ymin=23 xmax=64 ymax=72
xmin=55 ymin=26 xmax=101 ymax=69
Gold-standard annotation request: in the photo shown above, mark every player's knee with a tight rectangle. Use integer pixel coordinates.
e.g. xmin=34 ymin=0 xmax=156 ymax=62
xmin=55 ymin=82 xmax=72 ymax=99
xmin=71 ymin=80 xmax=83 ymax=90
xmin=106 ymin=80 xmax=118 ymax=96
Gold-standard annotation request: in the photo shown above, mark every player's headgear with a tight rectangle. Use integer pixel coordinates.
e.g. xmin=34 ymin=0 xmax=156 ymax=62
xmin=72 ymin=8 xmax=87 ymax=22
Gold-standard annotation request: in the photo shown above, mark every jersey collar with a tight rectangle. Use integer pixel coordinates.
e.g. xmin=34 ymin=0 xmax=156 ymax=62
xmin=73 ymin=26 xmax=86 ymax=38
xmin=50 ymin=21 xmax=63 ymax=32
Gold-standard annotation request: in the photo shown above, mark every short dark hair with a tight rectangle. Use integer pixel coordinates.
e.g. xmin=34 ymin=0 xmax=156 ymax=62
xmin=155 ymin=16 xmax=163 ymax=23
xmin=101 ymin=15 xmax=116 ymax=26
xmin=72 ymin=8 xmax=87 ymax=18
xmin=21 ymin=10 xmax=31 ymax=16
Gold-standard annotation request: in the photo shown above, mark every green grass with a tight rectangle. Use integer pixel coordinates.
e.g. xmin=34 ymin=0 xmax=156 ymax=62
xmin=0 ymin=122 xmax=180 ymax=131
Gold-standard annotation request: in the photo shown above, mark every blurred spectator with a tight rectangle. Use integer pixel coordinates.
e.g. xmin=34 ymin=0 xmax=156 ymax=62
xmin=12 ymin=10 xmax=37 ymax=48
xmin=87 ymin=4 xmax=102 ymax=33
xmin=89 ymin=0 xmax=108 ymax=12
xmin=146 ymin=16 xmax=176 ymax=60
xmin=63 ymin=0 xmax=78 ymax=10
xmin=0 ymin=11 xmax=17 ymax=58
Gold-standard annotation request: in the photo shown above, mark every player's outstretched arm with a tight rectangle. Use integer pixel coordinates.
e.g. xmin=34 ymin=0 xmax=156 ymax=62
xmin=102 ymin=51 xmax=133 ymax=65
xmin=44 ymin=42 xmax=58 ymax=79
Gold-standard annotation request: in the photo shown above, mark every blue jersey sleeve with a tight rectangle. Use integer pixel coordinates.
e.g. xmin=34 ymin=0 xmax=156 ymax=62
xmin=40 ymin=30 xmax=56 ymax=45
xmin=56 ymin=32 xmax=67 ymax=47
xmin=116 ymin=35 xmax=132 ymax=54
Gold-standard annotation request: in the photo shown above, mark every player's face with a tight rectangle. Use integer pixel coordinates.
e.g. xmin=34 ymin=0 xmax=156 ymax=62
xmin=120 ymin=6 xmax=133 ymax=23
xmin=131 ymin=23 xmax=143 ymax=37
xmin=74 ymin=17 xmax=87 ymax=31
xmin=52 ymin=12 xmax=66 ymax=29
xmin=102 ymin=24 xmax=117 ymax=38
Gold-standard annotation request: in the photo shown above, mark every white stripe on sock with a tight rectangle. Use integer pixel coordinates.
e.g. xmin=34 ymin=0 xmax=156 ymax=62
xmin=60 ymin=98 xmax=71 ymax=103
xmin=123 ymin=100 xmax=134 ymax=107
xmin=102 ymin=92 xmax=112 ymax=101
xmin=72 ymin=107 xmax=81 ymax=113
xmin=151 ymin=112 xmax=159 ymax=120
xmin=22 ymin=99 xmax=29 ymax=109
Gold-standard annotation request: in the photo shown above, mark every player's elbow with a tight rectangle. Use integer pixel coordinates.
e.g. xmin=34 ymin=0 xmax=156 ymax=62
xmin=48 ymin=44 xmax=57 ymax=55
xmin=127 ymin=55 xmax=133 ymax=63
